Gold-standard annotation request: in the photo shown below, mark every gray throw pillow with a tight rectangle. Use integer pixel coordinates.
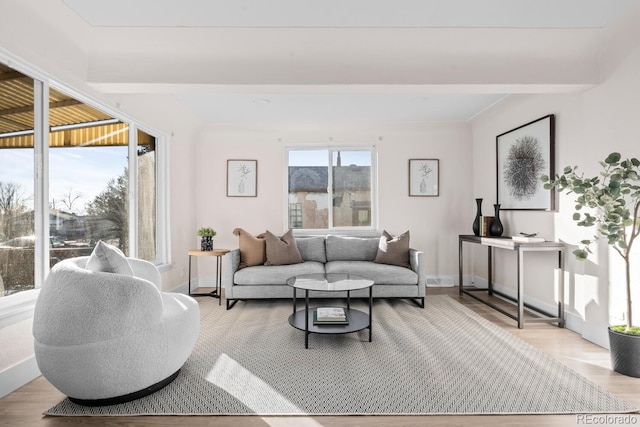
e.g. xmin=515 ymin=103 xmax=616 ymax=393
xmin=374 ymin=230 xmax=410 ymax=268
xmin=264 ymin=229 xmax=304 ymax=266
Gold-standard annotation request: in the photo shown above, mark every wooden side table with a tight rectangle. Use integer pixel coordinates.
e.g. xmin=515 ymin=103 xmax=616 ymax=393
xmin=188 ymin=249 xmax=230 ymax=305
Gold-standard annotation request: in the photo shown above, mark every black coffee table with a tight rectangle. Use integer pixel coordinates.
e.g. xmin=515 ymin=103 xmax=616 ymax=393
xmin=286 ymin=273 xmax=374 ymax=348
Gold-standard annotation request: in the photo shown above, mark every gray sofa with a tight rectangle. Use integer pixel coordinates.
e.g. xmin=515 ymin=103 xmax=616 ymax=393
xmin=223 ymin=234 xmax=425 ymax=309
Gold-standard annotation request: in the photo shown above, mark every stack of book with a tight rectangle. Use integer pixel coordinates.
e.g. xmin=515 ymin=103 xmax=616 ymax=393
xmin=313 ymin=307 xmax=349 ymax=325
xmin=511 ymin=235 xmax=546 ymax=243
xmin=479 ymin=216 xmax=494 ymax=236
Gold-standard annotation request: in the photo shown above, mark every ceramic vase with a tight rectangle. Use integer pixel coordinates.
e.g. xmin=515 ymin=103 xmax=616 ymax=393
xmin=489 ymin=203 xmax=504 ymax=236
xmin=472 ymin=198 xmax=483 ymax=236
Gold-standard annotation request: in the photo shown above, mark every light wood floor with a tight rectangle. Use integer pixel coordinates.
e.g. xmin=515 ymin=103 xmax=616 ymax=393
xmin=1 ymin=287 xmax=638 ymax=427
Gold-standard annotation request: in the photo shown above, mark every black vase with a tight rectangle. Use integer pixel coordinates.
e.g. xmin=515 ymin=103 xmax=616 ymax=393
xmin=200 ymin=236 xmax=213 ymax=251
xmin=489 ymin=204 xmax=504 ymax=236
xmin=472 ymin=198 xmax=483 ymax=236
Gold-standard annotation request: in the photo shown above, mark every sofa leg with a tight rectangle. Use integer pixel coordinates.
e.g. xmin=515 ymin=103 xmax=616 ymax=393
xmin=411 ymin=298 xmax=425 ymax=308
xmin=226 ymin=299 xmax=239 ymax=310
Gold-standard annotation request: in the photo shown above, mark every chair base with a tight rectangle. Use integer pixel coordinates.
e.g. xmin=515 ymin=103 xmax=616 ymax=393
xmin=68 ymin=369 xmax=180 ymax=406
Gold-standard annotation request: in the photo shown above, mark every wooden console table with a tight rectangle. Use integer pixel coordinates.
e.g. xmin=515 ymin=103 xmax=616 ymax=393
xmin=188 ymin=249 xmax=229 ymax=305
xmin=458 ymin=235 xmax=565 ymax=328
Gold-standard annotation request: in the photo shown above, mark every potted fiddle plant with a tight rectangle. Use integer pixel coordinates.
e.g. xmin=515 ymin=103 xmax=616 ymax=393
xmin=542 ymin=152 xmax=640 ymax=377
xmin=197 ymin=227 xmax=217 ymax=251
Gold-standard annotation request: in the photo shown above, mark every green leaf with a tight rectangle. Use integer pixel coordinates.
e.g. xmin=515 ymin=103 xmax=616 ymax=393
xmin=606 ymin=152 xmax=621 ymax=164
xmin=574 ymin=249 xmax=589 ymax=260
xmin=573 ymin=212 xmax=581 ymax=221
xmin=632 ymin=158 xmax=640 ymax=167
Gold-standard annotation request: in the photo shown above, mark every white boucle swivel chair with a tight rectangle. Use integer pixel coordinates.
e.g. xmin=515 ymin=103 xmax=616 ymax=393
xmin=33 ymin=253 xmax=200 ymax=406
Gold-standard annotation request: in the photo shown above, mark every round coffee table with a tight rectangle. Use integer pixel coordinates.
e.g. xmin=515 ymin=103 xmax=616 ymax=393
xmin=286 ymin=273 xmax=374 ymax=348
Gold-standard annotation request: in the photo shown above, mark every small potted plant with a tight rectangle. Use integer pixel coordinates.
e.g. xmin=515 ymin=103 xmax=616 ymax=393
xmin=197 ymin=227 xmax=217 ymax=251
xmin=542 ymin=152 xmax=640 ymax=377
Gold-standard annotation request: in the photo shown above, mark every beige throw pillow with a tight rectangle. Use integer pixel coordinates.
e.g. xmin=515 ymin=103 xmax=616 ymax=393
xmin=233 ymin=228 xmax=266 ymax=269
xmin=374 ymin=230 xmax=411 ymax=268
xmin=264 ymin=229 xmax=303 ymax=266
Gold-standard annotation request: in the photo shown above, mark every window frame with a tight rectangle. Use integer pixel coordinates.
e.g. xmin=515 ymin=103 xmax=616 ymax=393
xmin=284 ymin=145 xmax=377 ymax=233
xmin=0 ymin=51 xmax=170 ymax=326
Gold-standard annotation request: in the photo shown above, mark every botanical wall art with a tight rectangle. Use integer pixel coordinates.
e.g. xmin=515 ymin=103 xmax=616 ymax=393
xmin=496 ymin=114 xmax=555 ymax=210
xmin=409 ymin=159 xmax=439 ymax=196
xmin=227 ymin=159 xmax=257 ymax=197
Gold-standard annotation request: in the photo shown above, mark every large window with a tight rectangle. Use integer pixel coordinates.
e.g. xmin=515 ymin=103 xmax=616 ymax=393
xmin=287 ymin=147 xmax=376 ymax=230
xmin=0 ymin=61 xmax=166 ymax=300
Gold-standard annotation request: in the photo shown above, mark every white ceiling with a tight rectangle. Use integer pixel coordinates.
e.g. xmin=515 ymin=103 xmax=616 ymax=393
xmin=56 ymin=0 xmax=640 ymax=124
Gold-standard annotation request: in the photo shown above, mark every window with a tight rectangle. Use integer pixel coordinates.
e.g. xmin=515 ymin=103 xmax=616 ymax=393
xmin=286 ymin=147 xmax=376 ymax=230
xmin=0 ymin=59 xmax=167 ymax=301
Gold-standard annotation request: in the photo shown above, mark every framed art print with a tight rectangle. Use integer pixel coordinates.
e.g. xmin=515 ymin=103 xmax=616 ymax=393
xmin=227 ymin=159 xmax=257 ymax=197
xmin=496 ymin=115 xmax=555 ymax=210
xmin=409 ymin=159 xmax=439 ymax=196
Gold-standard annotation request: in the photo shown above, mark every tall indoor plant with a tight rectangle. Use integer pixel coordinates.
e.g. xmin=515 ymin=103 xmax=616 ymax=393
xmin=542 ymin=152 xmax=640 ymax=376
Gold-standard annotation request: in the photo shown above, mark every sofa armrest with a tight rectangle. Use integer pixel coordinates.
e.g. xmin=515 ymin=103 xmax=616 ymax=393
xmin=223 ymin=249 xmax=241 ymax=298
xmin=409 ymin=248 xmax=426 ymax=286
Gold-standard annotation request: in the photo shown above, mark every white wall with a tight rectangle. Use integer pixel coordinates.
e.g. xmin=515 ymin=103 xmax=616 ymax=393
xmin=191 ymin=122 xmax=474 ymax=284
xmin=470 ymin=44 xmax=640 ymax=347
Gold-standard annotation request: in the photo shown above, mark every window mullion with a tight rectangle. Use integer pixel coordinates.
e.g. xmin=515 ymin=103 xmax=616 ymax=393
xmin=33 ymin=80 xmax=49 ymax=288
xmin=327 ymin=148 xmax=334 ymax=230
xmin=128 ymin=125 xmax=138 ymax=258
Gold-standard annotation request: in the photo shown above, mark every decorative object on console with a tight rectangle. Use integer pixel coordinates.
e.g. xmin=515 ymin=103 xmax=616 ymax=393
xmin=489 ymin=203 xmax=504 ymax=236
xmin=479 ymin=216 xmax=494 ymax=237
xmin=232 ymin=228 xmax=266 ymax=269
xmin=197 ymin=227 xmax=216 ymax=251
xmin=409 ymin=159 xmax=439 ymax=196
xmin=497 ymin=114 xmax=555 ymax=210
xmin=227 ymin=159 xmax=257 ymax=197
xmin=472 ymin=198 xmax=483 ymax=236
xmin=511 ymin=235 xmax=546 ymax=243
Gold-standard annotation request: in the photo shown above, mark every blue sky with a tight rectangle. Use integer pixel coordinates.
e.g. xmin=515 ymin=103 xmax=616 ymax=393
xmin=0 ymin=146 xmax=128 ymax=214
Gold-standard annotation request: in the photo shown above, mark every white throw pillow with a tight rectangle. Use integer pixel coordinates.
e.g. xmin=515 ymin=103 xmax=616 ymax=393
xmin=85 ymin=240 xmax=133 ymax=276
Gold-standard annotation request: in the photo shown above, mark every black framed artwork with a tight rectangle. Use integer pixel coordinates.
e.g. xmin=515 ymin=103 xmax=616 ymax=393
xmin=496 ymin=114 xmax=555 ymax=210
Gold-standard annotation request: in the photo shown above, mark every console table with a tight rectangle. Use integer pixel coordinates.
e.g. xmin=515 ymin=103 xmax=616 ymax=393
xmin=188 ymin=249 xmax=229 ymax=305
xmin=458 ymin=235 xmax=565 ymax=328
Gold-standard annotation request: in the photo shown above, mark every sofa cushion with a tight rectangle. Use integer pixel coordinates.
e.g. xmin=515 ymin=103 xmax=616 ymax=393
xmin=85 ymin=240 xmax=133 ymax=276
xmin=374 ymin=230 xmax=411 ymax=268
xmin=295 ymin=236 xmax=327 ymax=263
xmin=233 ymin=228 xmax=266 ymax=269
xmin=325 ymin=235 xmax=379 ymax=262
xmin=265 ymin=229 xmax=303 ymax=266
xmin=234 ymin=261 xmax=325 ymax=285
xmin=325 ymin=261 xmax=418 ymax=285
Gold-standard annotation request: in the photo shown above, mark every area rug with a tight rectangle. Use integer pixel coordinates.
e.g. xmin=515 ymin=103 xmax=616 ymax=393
xmin=45 ymin=295 xmax=637 ymax=416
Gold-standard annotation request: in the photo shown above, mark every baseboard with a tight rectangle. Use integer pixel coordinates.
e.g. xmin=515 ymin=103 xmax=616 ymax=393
xmin=0 ymin=356 xmax=41 ymax=399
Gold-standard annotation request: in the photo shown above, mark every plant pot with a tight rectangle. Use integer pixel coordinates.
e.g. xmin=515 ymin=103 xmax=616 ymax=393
xmin=608 ymin=327 xmax=640 ymax=377
xmin=200 ymin=236 xmax=213 ymax=251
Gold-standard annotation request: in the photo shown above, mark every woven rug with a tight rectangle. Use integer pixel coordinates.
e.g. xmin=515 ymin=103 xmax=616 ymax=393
xmin=45 ymin=295 xmax=637 ymax=416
